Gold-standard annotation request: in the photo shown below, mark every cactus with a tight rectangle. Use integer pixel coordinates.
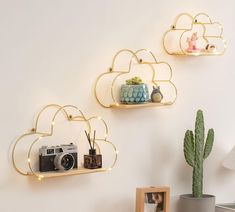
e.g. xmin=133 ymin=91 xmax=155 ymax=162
xmin=184 ymin=110 xmax=214 ymax=198
xmin=126 ymin=76 xmax=143 ymax=85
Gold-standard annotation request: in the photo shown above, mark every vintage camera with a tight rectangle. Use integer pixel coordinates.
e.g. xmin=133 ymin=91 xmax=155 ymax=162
xmin=39 ymin=143 xmax=78 ymax=172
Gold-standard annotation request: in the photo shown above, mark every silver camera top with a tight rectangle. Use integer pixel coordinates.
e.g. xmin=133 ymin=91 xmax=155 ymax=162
xmin=39 ymin=143 xmax=77 ymax=156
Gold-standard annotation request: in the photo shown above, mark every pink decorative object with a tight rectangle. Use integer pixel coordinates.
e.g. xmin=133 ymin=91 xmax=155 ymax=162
xmin=186 ymin=32 xmax=199 ymax=52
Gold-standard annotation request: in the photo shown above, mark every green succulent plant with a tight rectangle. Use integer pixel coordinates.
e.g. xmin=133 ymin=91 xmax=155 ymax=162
xmin=183 ymin=110 xmax=214 ymax=198
xmin=126 ymin=76 xmax=143 ymax=85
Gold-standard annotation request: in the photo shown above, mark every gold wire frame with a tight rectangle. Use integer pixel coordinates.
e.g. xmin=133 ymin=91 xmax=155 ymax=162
xmin=163 ymin=12 xmax=227 ymax=56
xmin=94 ymin=49 xmax=177 ymax=108
xmin=11 ymin=104 xmax=118 ymax=180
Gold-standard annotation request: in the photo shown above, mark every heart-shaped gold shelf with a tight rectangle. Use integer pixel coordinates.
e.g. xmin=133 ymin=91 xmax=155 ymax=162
xmin=163 ymin=12 xmax=226 ymax=56
xmin=94 ymin=49 xmax=177 ymax=108
xmin=12 ymin=104 xmax=118 ymax=180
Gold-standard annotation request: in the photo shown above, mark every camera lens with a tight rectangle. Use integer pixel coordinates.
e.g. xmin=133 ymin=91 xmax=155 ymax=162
xmin=54 ymin=153 xmax=75 ymax=171
xmin=61 ymin=154 xmax=74 ymax=170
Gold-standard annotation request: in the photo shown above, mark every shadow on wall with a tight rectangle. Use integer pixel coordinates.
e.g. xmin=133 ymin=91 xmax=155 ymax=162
xmin=95 ymin=197 xmax=133 ymax=212
xmin=213 ymin=142 xmax=235 ymax=196
xmin=150 ymin=138 xmax=175 ymax=179
xmin=173 ymin=196 xmax=181 ymax=212
xmin=148 ymin=130 xmax=192 ymax=189
xmin=26 ymin=174 xmax=92 ymax=192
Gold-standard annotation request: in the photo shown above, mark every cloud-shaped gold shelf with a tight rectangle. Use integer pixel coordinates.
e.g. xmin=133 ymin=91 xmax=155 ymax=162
xmin=163 ymin=12 xmax=226 ymax=56
xmin=12 ymin=104 xmax=118 ymax=180
xmin=95 ymin=49 xmax=177 ymax=109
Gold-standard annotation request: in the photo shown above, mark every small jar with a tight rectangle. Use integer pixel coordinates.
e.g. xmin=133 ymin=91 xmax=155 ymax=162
xmin=84 ymin=149 xmax=102 ymax=169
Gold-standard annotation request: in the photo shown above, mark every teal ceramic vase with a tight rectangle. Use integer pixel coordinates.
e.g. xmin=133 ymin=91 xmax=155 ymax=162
xmin=120 ymin=84 xmax=150 ymax=104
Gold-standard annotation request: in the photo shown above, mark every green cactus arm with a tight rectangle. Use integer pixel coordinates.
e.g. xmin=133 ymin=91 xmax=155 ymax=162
xmin=203 ymin=129 xmax=214 ymax=159
xmin=184 ymin=130 xmax=195 ymax=167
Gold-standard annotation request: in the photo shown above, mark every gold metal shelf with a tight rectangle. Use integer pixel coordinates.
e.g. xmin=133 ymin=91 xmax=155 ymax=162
xmin=110 ymin=102 xmax=172 ymax=109
xmin=12 ymin=104 xmax=118 ymax=180
xmin=163 ymin=12 xmax=227 ymax=56
xmin=27 ymin=168 xmax=108 ymax=179
xmin=95 ymin=49 xmax=177 ymax=108
xmin=171 ymin=51 xmax=222 ymax=56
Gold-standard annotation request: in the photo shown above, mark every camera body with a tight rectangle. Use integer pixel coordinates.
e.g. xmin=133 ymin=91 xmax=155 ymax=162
xmin=39 ymin=143 xmax=78 ymax=172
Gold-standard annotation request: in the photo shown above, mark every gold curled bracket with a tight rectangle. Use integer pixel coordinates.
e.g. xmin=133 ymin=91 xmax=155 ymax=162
xmin=94 ymin=49 xmax=177 ymax=108
xmin=11 ymin=104 xmax=118 ymax=180
xmin=163 ymin=12 xmax=226 ymax=56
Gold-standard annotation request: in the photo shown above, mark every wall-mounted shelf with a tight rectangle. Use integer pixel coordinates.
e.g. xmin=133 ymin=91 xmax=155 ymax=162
xmin=163 ymin=12 xmax=226 ymax=56
xmin=95 ymin=49 xmax=177 ymax=109
xmin=12 ymin=104 xmax=118 ymax=180
xmin=27 ymin=167 xmax=107 ymax=179
xmin=170 ymin=51 xmax=221 ymax=56
xmin=110 ymin=101 xmax=172 ymax=109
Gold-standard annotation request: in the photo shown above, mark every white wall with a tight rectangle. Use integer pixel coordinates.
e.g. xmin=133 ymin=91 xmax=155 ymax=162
xmin=1 ymin=0 xmax=235 ymax=212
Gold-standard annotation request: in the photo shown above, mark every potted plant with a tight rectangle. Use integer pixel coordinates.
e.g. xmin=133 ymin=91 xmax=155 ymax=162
xmin=120 ymin=76 xmax=150 ymax=104
xmin=180 ymin=110 xmax=215 ymax=212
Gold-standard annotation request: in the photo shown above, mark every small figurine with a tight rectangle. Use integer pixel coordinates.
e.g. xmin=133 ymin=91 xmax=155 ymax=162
xmin=151 ymin=86 xmax=163 ymax=103
xmin=205 ymin=44 xmax=217 ymax=53
xmin=186 ymin=32 xmax=199 ymax=52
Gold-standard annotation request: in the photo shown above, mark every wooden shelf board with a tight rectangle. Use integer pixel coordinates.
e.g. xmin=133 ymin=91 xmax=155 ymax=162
xmin=28 ymin=167 xmax=107 ymax=179
xmin=110 ymin=102 xmax=172 ymax=109
xmin=171 ymin=51 xmax=221 ymax=56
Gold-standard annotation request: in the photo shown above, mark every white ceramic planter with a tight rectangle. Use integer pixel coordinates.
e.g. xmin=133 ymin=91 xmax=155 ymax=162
xmin=180 ymin=194 xmax=215 ymax=212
